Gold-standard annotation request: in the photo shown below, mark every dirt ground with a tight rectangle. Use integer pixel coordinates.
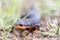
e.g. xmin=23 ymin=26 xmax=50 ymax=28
xmin=8 ymin=31 xmax=60 ymax=40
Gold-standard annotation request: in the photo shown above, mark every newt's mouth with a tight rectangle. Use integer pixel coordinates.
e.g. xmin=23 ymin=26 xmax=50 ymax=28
xmin=14 ymin=24 xmax=32 ymax=30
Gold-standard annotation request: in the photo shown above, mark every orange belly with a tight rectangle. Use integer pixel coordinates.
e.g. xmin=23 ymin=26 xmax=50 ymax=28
xmin=14 ymin=25 xmax=32 ymax=30
xmin=14 ymin=24 xmax=39 ymax=33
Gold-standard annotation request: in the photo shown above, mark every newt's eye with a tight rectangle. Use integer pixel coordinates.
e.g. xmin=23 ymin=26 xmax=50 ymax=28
xmin=19 ymin=24 xmax=23 ymax=26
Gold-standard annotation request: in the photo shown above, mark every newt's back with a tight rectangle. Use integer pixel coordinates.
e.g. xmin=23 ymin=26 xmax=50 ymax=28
xmin=16 ymin=6 xmax=40 ymax=26
xmin=12 ymin=0 xmax=40 ymax=34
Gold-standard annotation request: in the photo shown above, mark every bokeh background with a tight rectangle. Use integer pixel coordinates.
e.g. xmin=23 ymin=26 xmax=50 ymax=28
xmin=0 ymin=0 xmax=60 ymax=40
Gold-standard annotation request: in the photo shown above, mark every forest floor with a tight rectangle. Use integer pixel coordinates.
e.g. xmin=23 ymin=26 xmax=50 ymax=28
xmin=0 ymin=28 xmax=60 ymax=40
xmin=0 ymin=16 xmax=60 ymax=40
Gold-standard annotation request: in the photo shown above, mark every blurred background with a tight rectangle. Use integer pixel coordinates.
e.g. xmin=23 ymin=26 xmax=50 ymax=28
xmin=0 ymin=0 xmax=60 ymax=40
